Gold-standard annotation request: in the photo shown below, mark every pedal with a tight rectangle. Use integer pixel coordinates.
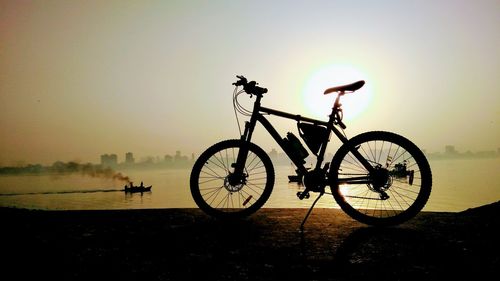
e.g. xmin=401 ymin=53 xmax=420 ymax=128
xmin=296 ymin=191 xmax=310 ymax=200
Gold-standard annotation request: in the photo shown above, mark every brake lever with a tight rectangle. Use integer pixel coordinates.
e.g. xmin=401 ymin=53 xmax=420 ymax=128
xmin=233 ymin=75 xmax=248 ymax=86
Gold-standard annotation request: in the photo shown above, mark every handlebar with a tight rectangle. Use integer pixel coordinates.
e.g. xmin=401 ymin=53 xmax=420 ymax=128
xmin=233 ymin=75 xmax=268 ymax=96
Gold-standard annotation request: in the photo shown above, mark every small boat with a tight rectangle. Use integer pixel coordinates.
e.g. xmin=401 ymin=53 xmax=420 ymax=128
xmin=124 ymin=182 xmax=152 ymax=193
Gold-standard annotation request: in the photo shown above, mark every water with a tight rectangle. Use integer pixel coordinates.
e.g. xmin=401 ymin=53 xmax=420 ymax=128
xmin=0 ymin=158 xmax=499 ymax=212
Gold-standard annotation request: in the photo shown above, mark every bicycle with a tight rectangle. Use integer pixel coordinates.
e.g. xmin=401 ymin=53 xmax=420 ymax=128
xmin=190 ymin=75 xmax=432 ymax=227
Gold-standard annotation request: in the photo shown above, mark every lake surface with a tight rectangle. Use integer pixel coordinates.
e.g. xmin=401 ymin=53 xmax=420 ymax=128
xmin=0 ymin=158 xmax=499 ymax=212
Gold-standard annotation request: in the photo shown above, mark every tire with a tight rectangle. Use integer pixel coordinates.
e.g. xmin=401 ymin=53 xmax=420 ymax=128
xmin=329 ymin=131 xmax=432 ymax=226
xmin=190 ymin=139 xmax=275 ymax=219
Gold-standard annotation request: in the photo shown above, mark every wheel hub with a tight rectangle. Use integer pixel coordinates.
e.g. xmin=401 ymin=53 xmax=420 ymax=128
xmin=369 ymin=167 xmax=393 ymax=199
xmin=224 ymin=172 xmax=246 ymax=192
xmin=371 ymin=168 xmax=391 ymax=188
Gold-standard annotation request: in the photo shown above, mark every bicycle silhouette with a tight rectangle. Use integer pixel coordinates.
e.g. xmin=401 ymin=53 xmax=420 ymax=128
xmin=190 ymin=75 xmax=432 ymax=227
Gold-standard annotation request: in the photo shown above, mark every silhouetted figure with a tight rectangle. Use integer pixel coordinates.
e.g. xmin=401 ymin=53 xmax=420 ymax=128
xmin=124 ymin=181 xmax=152 ymax=193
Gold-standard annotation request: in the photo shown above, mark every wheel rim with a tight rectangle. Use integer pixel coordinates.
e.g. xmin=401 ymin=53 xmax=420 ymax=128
xmin=333 ymin=136 xmax=430 ymax=221
xmin=195 ymin=144 xmax=271 ymax=212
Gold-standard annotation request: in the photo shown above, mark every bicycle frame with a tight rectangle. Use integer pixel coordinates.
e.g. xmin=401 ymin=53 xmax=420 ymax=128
xmin=233 ymin=94 xmax=375 ymax=183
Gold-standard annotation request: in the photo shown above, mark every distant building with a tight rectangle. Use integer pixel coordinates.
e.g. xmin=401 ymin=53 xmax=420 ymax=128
xmin=164 ymin=154 xmax=173 ymax=163
xmin=174 ymin=151 xmax=188 ymax=164
xmin=125 ymin=152 xmax=135 ymax=164
xmin=268 ymin=149 xmax=278 ymax=160
xmin=101 ymin=154 xmax=118 ymax=167
xmin=445 ymin=145 xmax=457 ymax=156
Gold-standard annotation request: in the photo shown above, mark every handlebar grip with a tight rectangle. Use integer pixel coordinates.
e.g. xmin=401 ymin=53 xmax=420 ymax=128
xmin=233 ymin=75 xmax=247 ymax=86
xmin=233 ymin=75 xmax=267 ymax=95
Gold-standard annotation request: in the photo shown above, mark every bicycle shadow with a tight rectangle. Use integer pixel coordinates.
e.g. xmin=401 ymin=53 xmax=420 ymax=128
xmin=321 ymin=226 xmax=431 ymax=279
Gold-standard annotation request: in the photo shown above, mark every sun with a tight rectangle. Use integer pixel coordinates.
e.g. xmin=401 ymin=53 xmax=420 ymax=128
xmin=301 ymin=64 xmax=373 ymax=121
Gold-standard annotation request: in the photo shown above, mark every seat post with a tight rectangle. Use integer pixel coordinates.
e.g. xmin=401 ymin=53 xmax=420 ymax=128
xmin=333 ymin=92 xmax=344 ymax=109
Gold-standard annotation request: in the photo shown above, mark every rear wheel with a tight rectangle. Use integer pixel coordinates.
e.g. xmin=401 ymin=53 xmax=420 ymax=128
xmin=190 ymin=139 xmax=275 ymax=219
xmin=329 ymin=131 xmax=432 ymax=226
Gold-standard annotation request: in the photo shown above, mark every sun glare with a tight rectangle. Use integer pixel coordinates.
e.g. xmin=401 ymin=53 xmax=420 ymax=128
xmin=301 ymin=64 xmax=373 ymax=121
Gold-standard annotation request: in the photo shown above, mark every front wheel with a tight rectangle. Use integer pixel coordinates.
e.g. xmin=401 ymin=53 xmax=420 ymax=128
xmin=190 ymin=139 xmax=275 ymax=219
xmin=329 ymin=131 xmax=432 ymax=226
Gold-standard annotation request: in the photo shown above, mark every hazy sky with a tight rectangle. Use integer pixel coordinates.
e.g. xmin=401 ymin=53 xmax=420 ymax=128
xmin=1 ymin=0 xmax=499 ymax=165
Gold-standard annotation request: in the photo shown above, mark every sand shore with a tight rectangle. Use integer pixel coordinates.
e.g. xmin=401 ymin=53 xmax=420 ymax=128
xmin=2 ymin=202 xmax=499 ymax=280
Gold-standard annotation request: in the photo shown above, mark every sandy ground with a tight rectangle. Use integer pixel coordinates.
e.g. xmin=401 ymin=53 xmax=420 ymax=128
xmin=2 ymin=202 xmax=499 ymax=280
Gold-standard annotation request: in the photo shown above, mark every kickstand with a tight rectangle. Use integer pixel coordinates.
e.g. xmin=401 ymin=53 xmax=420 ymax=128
xmin=300 ymin=192 xmax=323 ymax=232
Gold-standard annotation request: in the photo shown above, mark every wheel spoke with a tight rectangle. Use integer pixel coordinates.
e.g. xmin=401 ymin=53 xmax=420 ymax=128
xmin=331 ymin=132 xmax=432 ymax=225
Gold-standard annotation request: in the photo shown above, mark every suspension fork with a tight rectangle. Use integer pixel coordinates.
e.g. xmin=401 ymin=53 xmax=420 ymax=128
xmin=232 ymin=96 xmax=262 ymax=177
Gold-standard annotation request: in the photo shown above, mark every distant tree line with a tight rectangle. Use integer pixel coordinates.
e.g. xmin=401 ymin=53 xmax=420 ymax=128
xmin=0 ymin=164 xmax=46 ymax=175
xmin=0 ymin=161 xmax=129 ymax=182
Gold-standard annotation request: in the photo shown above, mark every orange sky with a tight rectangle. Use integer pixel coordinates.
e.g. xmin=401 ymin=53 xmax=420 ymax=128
xmin=1 ymin=0 xmax=499 ymax=165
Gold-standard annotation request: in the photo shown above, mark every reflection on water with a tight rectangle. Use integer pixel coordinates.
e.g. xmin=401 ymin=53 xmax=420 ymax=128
xmin=0 ymin=158 xmax=499 ymax=211
xmin=1 ymin=189 xmax=122 ymax=196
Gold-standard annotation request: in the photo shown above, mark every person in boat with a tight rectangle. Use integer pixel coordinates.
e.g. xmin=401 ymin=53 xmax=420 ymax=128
xmin=125 ymin=182 xmax=134 ymax=190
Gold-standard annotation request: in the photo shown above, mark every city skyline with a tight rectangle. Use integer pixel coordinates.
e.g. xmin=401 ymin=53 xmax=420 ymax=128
xmin=99 ymin=151 xmax=194 ymax=168
xmin=1 ymin=144 xmax=498 ymax=171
